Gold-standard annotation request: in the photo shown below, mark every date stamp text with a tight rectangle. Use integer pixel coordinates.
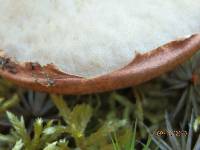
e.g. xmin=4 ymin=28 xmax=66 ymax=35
xmin=154 ymin=129 xmax=188 ymax=137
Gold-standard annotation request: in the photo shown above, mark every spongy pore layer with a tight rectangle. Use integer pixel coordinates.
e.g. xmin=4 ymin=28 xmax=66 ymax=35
xmin=0 ymin=0 xmax=199 ymax=77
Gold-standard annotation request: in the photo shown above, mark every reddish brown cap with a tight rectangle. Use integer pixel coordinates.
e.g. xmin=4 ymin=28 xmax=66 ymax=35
xmin=0 ymin=34 xmax=200 ymax=94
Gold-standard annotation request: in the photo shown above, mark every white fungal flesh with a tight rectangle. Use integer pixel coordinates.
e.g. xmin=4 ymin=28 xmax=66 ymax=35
xmin=0 ymin=0 xmax=199 ymax=77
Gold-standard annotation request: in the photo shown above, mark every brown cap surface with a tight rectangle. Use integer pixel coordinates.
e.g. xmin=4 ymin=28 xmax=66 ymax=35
xmin=0 ymin=34 xmax=200 ymax=94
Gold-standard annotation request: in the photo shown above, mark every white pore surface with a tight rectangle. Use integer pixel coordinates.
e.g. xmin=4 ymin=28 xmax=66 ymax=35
xmin=0 ymin=0 xmax=199 ymax=78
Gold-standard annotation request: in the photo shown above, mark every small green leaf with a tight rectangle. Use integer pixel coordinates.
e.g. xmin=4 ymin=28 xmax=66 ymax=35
xmin=43 ymin=126 xmax=67 ymax=135
xmin=12 ymin=139 xmax=24 ymax=150
xmin=0 ymin=94 xmax=19 ymax=113
xmin=0 ymin=133 xmax=16 ymax=144
xmin=69 ymin=104 xmax=92 ymax=138
xmin=142 ymin=135 xmax=152 ymax=150
xmin=44 ymin=142 xmax=58 ymax=150
xmin=87 ymin=120 xmax=127 ymax=146
xmin=31 ymin=118 xmax=43 ymax=150
xmin=57 ymin=139 xmax=69 ymax=150
xmin=0 ymin=97 xmax=4 ymax=105
xmin=111 ymin=132 xmax=121 ymax=150
xmin=51 ymin=95 xmax=71 ymax=124
xmin=6 ymin=111 xmax=31 ymax=148
xmin=129 ymin=120 xmax=137 ymax=149
xmin=44 ymin=140 xmax=69 ymax=150
xmin=194 ymin=116 xmax=200 ymax=132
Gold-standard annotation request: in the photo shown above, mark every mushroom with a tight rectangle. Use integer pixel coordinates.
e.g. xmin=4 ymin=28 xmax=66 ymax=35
xmin=0 ymin=0 xmax=200 ymax=94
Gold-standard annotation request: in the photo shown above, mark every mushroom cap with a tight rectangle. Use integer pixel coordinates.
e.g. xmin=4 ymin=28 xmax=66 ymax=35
xmin=0 ymin=0 xmax=200 ymax=94
xmin=0 ymin=34 xmax=200 ymax=94
xmin=1 ymin=0 xmax=200 ymax=78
